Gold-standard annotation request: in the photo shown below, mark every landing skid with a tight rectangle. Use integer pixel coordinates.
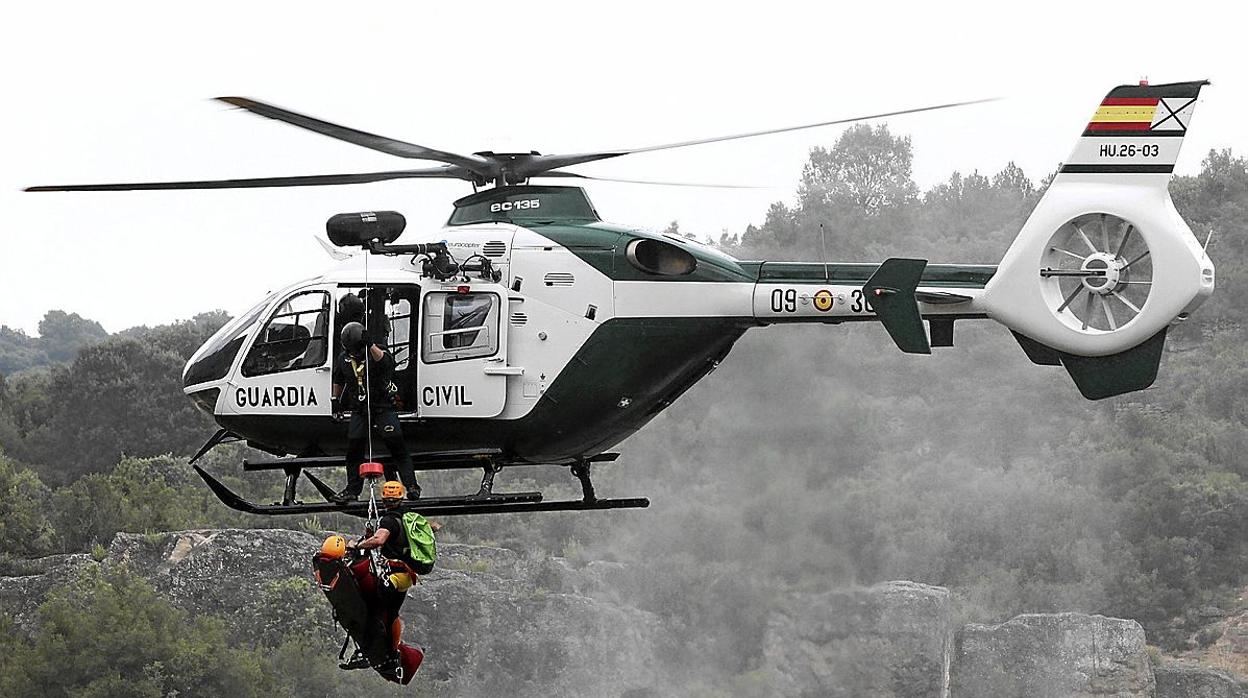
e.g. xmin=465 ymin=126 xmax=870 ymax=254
xmin=191 ymin=451 xmax=648 ymax=517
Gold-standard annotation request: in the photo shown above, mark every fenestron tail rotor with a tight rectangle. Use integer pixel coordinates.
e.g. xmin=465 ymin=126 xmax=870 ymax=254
xmin=26 ymin=95 xmax=996 ymax=192
xmin=1040 ymin=213 xmax=1152 ymax=332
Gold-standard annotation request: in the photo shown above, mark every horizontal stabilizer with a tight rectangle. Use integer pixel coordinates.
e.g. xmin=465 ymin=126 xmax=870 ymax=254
xmin=864 ymin=258 xmax=930 ymax=354
xmin=915 ymin=291 xmax=972 ymax=305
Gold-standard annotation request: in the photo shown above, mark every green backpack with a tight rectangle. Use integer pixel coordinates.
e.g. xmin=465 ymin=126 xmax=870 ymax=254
xmin=400 ymin=512 xmax=437 ymax=566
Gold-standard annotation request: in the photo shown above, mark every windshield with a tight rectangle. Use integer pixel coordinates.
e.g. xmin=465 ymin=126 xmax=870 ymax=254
xmin=182 ymin=293 xmax=276 ymax=388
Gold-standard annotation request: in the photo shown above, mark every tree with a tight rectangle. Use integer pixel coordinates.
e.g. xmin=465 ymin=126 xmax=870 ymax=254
xmin=0 ymin=565 xmax=265 ymax=698
xmin=37 ymin=311 xmax=108 ymax=363
xmin=0 ymin=326 xmax=49 ymax=374
xmin=798 ymin=123 xmax=918 ymax=215
xmin=119 ymin=311 xmax=231 ymax=359
xmin=916 ymin=162 xmax=1038 ymax=260
xmin=49 ymin=455 xmax=251 ymax=551
xmin=21 ymin=337 xmax=213 ymax=481
xmin=0 ymin=453 xmax=54 ymax=557
xmin=15 ymin=311 xmax=229 ymax=480
xmin=1171 ymin=149 xmax=1248 ymax=339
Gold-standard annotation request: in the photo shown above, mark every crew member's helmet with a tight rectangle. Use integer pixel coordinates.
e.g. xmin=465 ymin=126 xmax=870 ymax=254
xmin=381 ymin=480 xmax=406 ymax=500
xmin=320 ymin=535 xmax=347 ymax=560
xmin=338 ymin=293 xmax=364 ymax=324
xmin=341 ymin=322 xmax=367 ymax=358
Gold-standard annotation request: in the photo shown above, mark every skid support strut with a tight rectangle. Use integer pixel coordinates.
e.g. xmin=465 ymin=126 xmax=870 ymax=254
xmin=477 ymin=462 xmax=503 ymax=498
xmin=571 ymin=460 xmax=596 ymax=502
xmin=282 ymin=466 xmax=302 ymax=505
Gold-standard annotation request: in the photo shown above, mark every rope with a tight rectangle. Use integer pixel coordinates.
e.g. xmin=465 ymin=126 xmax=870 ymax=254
xmin=362 ymin=248 xmax=380 ymax=533
xmin=363 ymin=251 xmax=375 ymax=464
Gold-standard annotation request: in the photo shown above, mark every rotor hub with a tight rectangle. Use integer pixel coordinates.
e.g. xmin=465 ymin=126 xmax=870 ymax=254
xmin=1080 ymin=253 xmax=1122 ymax=294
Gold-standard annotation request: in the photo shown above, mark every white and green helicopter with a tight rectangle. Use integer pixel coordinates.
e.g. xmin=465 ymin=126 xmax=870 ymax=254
xmin=27 ymin=80 xmax=1214 ymax=517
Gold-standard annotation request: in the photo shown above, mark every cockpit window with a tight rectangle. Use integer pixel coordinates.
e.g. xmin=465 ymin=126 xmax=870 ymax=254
xmin=182 ymin=294 xmax=274 ymax=388
xmin=241 ymin=291 xmax=330 ymax=377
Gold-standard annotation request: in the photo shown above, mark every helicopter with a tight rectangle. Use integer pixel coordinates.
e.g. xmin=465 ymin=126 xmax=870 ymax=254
xmin=26 ymin=80 xmax=1214 ymax=518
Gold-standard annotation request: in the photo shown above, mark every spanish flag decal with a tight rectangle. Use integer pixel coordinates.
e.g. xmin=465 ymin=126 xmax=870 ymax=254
xmin=1078 ymin=81 xmax=1206 ymax=138
xmin=1087 ymin=98 xmax=1158 ymax=132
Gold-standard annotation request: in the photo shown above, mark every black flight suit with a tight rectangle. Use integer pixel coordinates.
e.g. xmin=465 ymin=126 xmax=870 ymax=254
xmin=332 ymin=347 xmax=418 ymax=499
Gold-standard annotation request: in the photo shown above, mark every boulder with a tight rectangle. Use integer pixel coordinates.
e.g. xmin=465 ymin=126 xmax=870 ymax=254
xmin=760 ymin=580 xmax=956 ymax=697
xmin=951 ymin=613 xmax=1154 ymax=698
xmin=1155 ymin=665 xmax=1248 ymax=698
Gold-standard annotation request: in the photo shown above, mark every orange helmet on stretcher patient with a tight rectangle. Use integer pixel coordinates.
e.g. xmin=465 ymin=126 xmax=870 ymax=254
xmin=320 ymin=535 xmax=347 ymax=560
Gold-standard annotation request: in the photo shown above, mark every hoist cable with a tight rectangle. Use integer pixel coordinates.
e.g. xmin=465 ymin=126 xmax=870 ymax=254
xmin=363 ymin=251 xmax=375 ymax=463
xmin=362 ymin=251 xmax=379 ymax=530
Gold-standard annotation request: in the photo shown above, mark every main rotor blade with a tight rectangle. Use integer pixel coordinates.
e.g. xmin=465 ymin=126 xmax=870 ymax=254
xmin=517 ymin=97 xmax=999 ymax=177
xmin=536 ymin=171 xmax=769 ymax=189
xmin=26 ymin=166 xmax=469 ymax=192
xmin=216 ymin=97 xmax=493 ymax=175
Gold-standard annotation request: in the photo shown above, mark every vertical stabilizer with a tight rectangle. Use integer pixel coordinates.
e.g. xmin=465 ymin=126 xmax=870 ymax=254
xmin=981 ymin=80 xmax=1214 ymax=360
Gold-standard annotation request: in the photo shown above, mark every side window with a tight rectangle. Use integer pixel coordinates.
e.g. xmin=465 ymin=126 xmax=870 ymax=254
xmin=386 ymin=296 xmax=413 ymax=371
xmin=241 ymin=291 xmax=330 ymax=376
xmin=422 ymin=292 xmax=499 ymax=363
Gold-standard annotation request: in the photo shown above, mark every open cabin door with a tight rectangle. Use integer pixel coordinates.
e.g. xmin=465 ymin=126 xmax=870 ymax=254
xmin=417 ymin=287 xmax=510 ymax=418
xmin=347 ymin=284 xmax=422 ymax=414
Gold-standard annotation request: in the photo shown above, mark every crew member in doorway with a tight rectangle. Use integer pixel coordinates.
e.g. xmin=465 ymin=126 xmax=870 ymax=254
xmin=338 ymin=292 xmax=364 ymax=326
xmin=331 ymin=321 xmax=420 ymax=502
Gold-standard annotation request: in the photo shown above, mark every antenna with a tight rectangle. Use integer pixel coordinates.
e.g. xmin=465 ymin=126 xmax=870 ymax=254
xmin=819 ymin=223 xmax=830 ymax=283
xmin=1204 ymin=227 xmax=1216 ymax=252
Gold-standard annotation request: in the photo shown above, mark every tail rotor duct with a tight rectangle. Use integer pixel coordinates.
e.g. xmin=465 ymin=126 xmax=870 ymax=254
xmin=1041 ymin=213 xmax=1152 ymax=333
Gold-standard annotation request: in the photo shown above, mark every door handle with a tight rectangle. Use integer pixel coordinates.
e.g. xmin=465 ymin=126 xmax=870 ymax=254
xmin=315 ymin=366 xmax=332 ymax=373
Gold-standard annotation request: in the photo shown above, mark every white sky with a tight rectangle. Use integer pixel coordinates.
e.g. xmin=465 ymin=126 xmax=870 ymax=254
xmin=1 ymin=1 xmax=1244 ymax=335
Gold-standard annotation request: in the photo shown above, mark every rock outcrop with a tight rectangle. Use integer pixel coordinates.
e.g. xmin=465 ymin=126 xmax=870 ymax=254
xmin=1155 ymin=665 xmax=1248 ymax=698
xmin=951 ymin=613 xmax=1155 ymax=698
xmin=2 ymin=528 xmax=1245 ymax=697
xmin=761 ymin=581 xmax=955 ymax=697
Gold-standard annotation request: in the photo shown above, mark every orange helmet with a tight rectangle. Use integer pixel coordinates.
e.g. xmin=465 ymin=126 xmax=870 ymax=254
xmin=381 ymin=480 xmax=406 ymax=500
xmin=320 ymin=535 xmax=347 ymax=560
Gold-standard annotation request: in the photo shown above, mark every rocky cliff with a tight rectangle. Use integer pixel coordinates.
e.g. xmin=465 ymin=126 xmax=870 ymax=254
xmin=0 ymin=528 xmax=1243 ymax=697
xmin=952 ymin=614 xmax=1154 ymax=698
